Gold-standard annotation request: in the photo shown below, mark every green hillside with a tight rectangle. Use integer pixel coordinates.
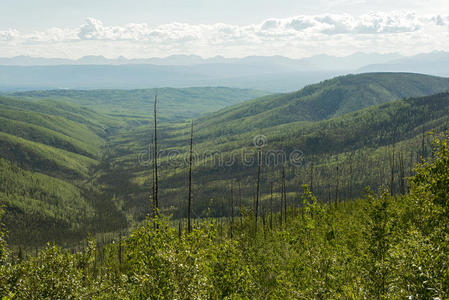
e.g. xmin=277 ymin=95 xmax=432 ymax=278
xmin=0 ymin=158 xmax=95 ymax=245
xmin=0 ymin=96 xmax=130 ymax=247
xmin=0 ymin=108 xmax=104 ymax=149
xmin=0 ymin=132 xmax=98 ymax=179
xmin=0 ymin=116 xmax=98 ymax=157
xmin=0 ymin=96 xmax=114 ymax=134
xmin=196 ymin=73 xmax=449 ymax=137
xmin=136 ymin=91 xmax=441 ymax=215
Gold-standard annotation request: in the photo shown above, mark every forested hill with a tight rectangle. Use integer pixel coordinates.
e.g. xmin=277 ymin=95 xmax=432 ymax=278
xmin=0 ymin=96 xmax=129 ymax=246
xmin=195 ymin=73 xmax=449 ymax=137
xmin=11 ymin=87 xmax=268 ymax=121
xmin=152 ymin=91 xmax=449 ymax=218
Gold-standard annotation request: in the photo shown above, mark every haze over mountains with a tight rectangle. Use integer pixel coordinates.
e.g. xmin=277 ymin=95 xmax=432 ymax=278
xmin=0 ymin=52 xmax=402 ymax=69
xmin=1 ymin=51 xmax=448 ymax=92
xmin=359 ymin=51 xmax=449 ymax=76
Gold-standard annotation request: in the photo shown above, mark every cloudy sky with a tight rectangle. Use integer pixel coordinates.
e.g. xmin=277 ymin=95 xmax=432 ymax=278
xmin=1 ymin=0 xmax=448 ymax=58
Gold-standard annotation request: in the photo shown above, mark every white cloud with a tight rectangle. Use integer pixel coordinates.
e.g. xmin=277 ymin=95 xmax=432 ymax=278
xmin=0 ymin=12 xmax=448 ymax=58
xmin=0 ymin=29 xmax=20 ymax=41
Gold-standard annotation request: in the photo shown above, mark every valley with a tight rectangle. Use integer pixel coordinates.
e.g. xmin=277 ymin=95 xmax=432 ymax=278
xmin=2 ymin=72 xmax=449 ymax=248
xmin=2 ymin=70 xmax=449 ymax=298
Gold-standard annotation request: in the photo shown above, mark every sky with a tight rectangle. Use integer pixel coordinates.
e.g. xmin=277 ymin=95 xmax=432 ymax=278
xmin=0 ymin=0 xmax=448 ymax=58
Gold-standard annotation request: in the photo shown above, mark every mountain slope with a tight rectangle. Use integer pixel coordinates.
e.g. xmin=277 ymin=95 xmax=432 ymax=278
xmin=195 ymin=73 xmax=449 ymax=138
xmin=148 ymin=91 xmax=449 ymax=217
xmin=0 ymin=96 xmax=128 ymax=246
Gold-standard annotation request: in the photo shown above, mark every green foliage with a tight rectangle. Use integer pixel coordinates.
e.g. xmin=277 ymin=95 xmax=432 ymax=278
xmin=361 ymin=189 xmax=394 ymax=298
xmin=411 ymin=132 xmax=449 ymax=226
xmin=1 ymin=131 xmax=449 ymax=298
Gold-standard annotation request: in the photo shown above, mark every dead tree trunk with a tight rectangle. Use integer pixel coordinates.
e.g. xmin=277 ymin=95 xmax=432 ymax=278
xmin=399 ymin=150 xmax=405 ymax=195
xmin=153 ymin=92 xmax=159 ymax=216
xmin=282 ymin=165 xmax=287 ymax=225
xmin=230 ymin=181 xmax=234 ymax=238
xmin=389 ymin=144 xmax=395 ymax=196
xmin=309 ymin=159 xmax=314 ymax=194
xmin=335 ymin=155 xmax=339 ymax=203
xmin=255 ymin=149 xmax=262 ymax=230
xmin=187 ymin=120 xmax=194 ymax=233
xmin=270 ymin=181 xmax=273 ymax=230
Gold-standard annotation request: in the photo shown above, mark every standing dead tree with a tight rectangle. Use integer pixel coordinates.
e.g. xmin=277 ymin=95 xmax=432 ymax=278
xmin=270 ymin=181 xmax=273 ymax=230
xmin=255 ymin=148 xmax=262 ymax=231
xmin=282 ymin=165 xmax=287 ymax=225
xmin=152 ymin=92 xmax=159 ymax=217
xmin=389 ymin=143 xmax=395 ymax=196
xmin=187 ymin=120 xmax=194 ymax=233
xmin=335 ymin=155 xmax=339 ymax=204
xmin=230 ymin=181 xmax=235 ymax=238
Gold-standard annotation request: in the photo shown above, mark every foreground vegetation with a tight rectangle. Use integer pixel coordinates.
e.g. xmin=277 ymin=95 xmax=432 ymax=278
xmin=1 ymin=132 xmax=449 ymax=298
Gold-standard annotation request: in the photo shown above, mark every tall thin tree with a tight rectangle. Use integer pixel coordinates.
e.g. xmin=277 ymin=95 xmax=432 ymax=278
xmin=187 ymin=120 xmax=194 ymax=233
xmin=230 ymin=181 xmax=234 ymax=238
xmin=282 ymin=165 xmax=287 ymax=224
xmin=238 ymin=181 xmax=243 ymax=225
xmin=255 ymin=148 xmax=262 ymax=230
xmin=389 ymin=143 xmax=395 ymax=196
xmin=269 ymin=181 xmax=273 ymax=230
xmin=309 ymin=159 xmax=314 ymax=194
xmin=153 ymin=92 xmax=159 ymax=216
xmin=398 ymin=150 xmax=405 ymax=195
xmin=349 ymin=152 xmax=354 ymax=201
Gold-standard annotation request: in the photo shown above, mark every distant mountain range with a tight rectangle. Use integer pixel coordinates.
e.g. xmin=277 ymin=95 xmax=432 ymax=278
xmin=0 ymin=52 xmax=402 ymax=70
xmin=0 ymin=52 xmax=448 ymax=92
xmin=358 ymin=51 xmax=449 ymax=77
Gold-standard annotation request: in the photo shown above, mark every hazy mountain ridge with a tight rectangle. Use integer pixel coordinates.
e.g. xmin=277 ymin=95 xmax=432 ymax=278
xmin=1 ymin=52 xmax=447 ymax=92
xmin=0 ymin=52 xmax=403 ymax=68
xmin=358 ymin=51 xmax=449 ymax=77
